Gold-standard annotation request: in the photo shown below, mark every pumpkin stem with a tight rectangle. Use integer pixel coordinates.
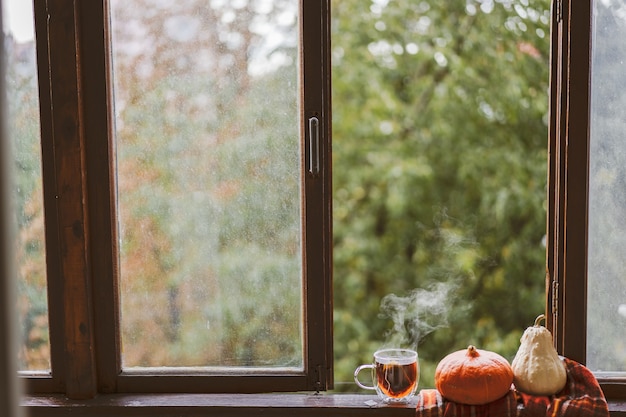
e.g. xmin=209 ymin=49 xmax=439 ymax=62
xmin=467 ymin=345 xmax=479 ymax=357
xmin=534 ymin=314 xmax=546 ymax=327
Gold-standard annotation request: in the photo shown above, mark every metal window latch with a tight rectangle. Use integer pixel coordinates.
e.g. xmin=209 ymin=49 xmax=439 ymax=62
xmin=308 ymin=116 xmax=320 ymax=176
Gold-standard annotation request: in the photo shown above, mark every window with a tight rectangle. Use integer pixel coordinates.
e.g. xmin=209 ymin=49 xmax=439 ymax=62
xmin=111 ymin=0 xmax=307 ymax=371
xmin=4 ymin=0 xmax=50 ymax=372
xmin=19 ymin=0 xmax=331 ymax=398
xmin=548 ymin=0 xmax=626 ymax=400
xmin=4 ymin=0 xmax=625 ymax=414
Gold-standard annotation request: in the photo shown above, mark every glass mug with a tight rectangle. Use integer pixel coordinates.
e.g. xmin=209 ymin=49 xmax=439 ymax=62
xmin=354 ymin=348 xmax=419 ymax=403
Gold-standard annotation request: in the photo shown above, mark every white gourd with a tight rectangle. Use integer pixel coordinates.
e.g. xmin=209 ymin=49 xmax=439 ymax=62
xmin=511 ymin=314 xmax=567 ymax=396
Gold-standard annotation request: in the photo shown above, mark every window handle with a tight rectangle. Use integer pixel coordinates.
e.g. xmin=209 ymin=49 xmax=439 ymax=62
xmin=308 ymin=116 xmax=320 ymax=175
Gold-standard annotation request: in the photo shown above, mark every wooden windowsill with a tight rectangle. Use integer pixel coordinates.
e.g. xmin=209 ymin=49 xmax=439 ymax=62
xmin=609 ymin=401 xmax=626 ymax=417
xmin=21 ymin=393 xmax=626 ymax=417
xmin=22 ymin=393 xmax=417 ymax=416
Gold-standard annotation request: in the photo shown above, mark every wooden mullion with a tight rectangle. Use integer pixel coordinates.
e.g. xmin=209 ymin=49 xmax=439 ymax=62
xmin=559 ymin=0 xmax=592 ymax=365
xmin=545 ymin=0 xmax=555 ymax=336
xmin=546 ymin=0 xmax=567 ymax=350
xmin=45 ymin=0 xmax=97 ymax=399
xmin=75 ymin=0 xmax=121 ymax=393
xmin=547 ymin=0 xmax=592 ymax=362
xmin=24 ymin=0 xmax=67 ymax=393
xmin=301 ymin=0 xmax=333 ymax=391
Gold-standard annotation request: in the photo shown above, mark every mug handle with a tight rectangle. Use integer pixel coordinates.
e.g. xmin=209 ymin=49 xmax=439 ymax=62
xmin=354 ymin=364 xmax=376 ymax=390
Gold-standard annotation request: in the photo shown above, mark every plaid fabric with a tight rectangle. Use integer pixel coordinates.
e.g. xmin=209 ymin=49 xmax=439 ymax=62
xmin=415 ymin=358 xmax=609 ymax=417
xmin=416 ymin=388 xmax=517 ymax=417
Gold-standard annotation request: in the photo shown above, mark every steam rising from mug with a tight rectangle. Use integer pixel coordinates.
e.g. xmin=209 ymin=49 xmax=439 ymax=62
xmin=379 ymin=282 xmax=459 ymax=349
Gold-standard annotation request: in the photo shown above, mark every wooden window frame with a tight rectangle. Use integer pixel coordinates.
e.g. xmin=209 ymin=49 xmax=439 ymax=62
xmin=23 ymin=0 xmax=333 ymax=399
xmin=547 ymin=0 xmax=626 ymax=402
xmin=5 ymin=0 xmax=626 ymax=415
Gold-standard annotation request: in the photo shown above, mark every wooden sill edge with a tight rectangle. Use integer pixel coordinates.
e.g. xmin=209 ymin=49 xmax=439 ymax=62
xmin=22 ymin=393 xmax=417 ymax=416
xmin=21 ymin=394 xmax=626 ymax=416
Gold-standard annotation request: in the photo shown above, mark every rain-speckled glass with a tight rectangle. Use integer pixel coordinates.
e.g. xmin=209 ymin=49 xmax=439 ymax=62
xmin=4 ymin=0 xmax=51 ymax=371
xmin=587 ymin=0 xmax=626 ymax=374
xmin=110 ymin=0 xmax=303 ymax=369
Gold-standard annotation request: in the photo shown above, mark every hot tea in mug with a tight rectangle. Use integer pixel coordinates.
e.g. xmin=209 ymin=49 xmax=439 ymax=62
xmin=354 ymin=348 xmax=419 ymax=402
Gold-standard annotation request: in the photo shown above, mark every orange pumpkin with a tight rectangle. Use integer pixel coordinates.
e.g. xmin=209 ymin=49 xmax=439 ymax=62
xmin=435 ymin=345 xmax=514 ymax=405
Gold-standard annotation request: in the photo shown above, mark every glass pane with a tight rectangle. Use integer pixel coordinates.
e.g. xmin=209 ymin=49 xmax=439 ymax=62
xmin=587 ymin=0 xmax=626 ymax=373
xmin=3 ymin=0 xmax=51 ymax=371
xmin=111 ymin=0 xmax=302 ymax=369
xmin=331 ymin=0 xmax=550 ymax=390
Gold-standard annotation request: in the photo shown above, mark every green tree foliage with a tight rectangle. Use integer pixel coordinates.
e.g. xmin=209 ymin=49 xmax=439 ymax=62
xmin=332 ymin=0 xmax=551 ymax=388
